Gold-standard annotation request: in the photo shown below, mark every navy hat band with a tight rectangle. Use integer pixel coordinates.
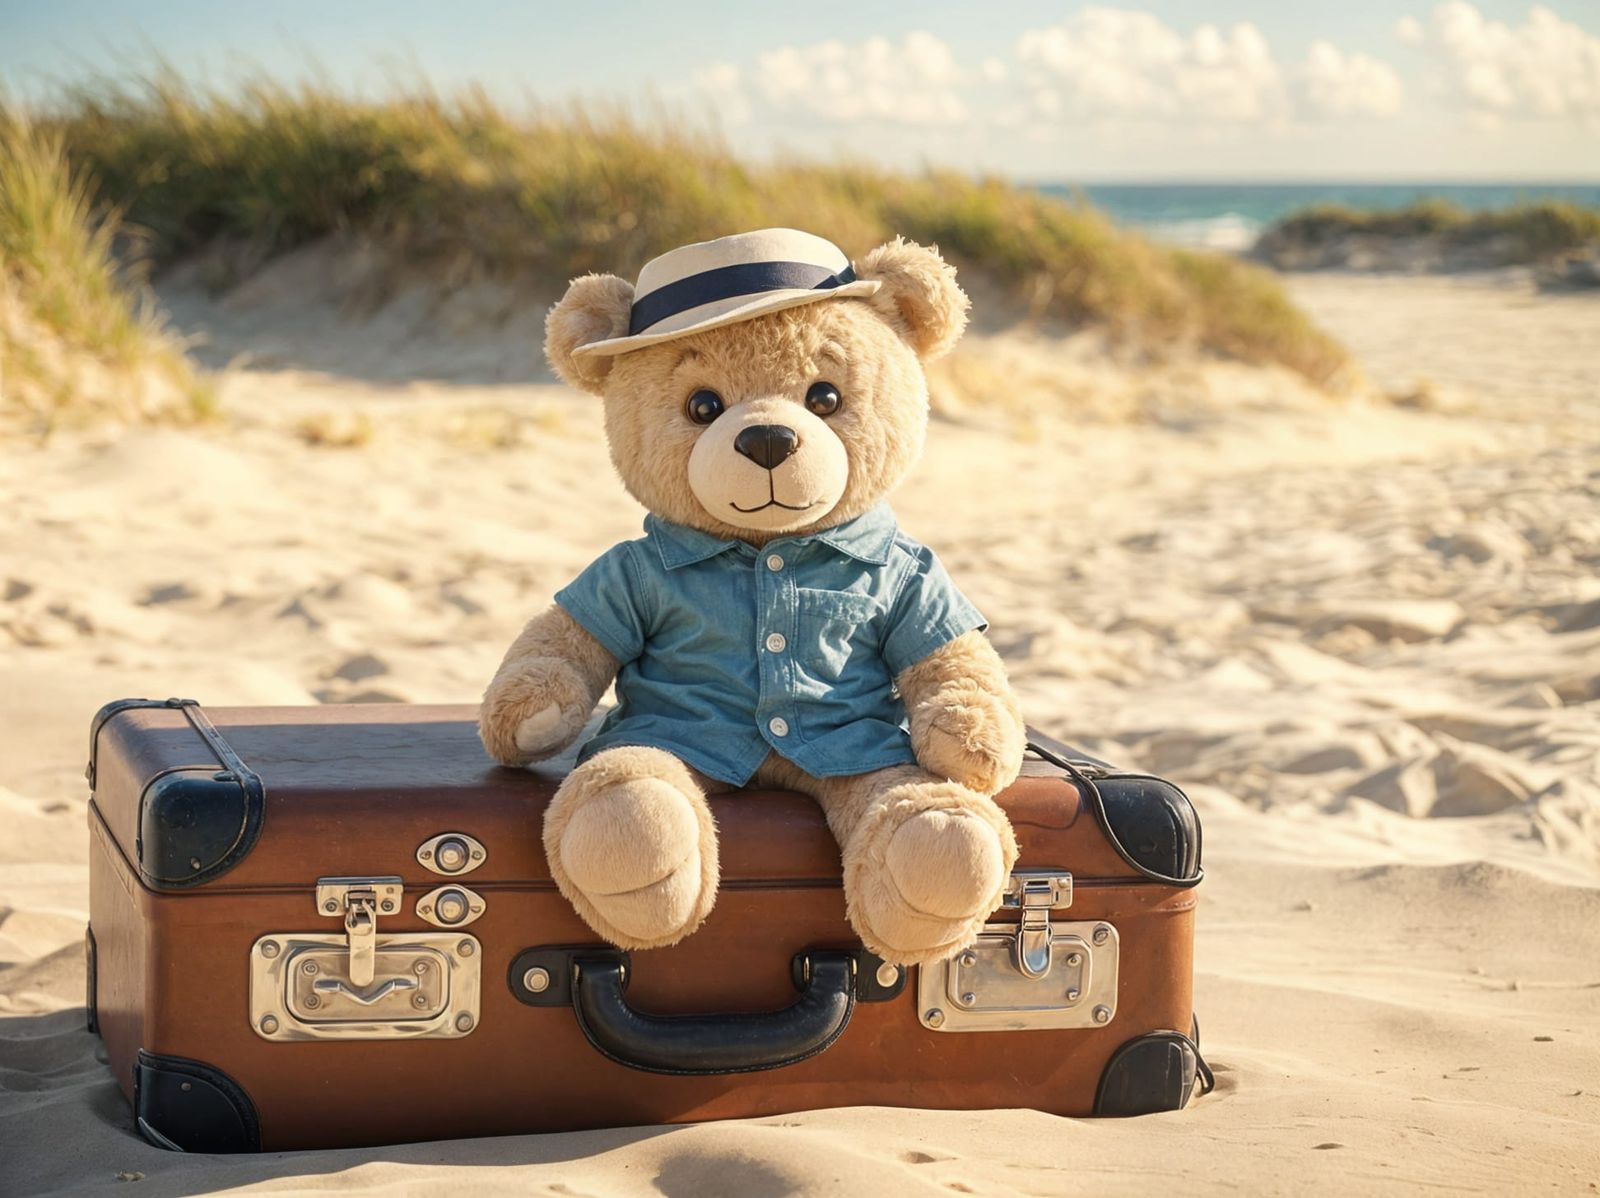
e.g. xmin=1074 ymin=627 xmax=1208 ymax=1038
xmin=628 ymin=261 xmax=858 ymax=337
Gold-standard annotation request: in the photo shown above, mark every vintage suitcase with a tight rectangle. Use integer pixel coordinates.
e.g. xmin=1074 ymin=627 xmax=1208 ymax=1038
xmin=85 ymin=698 xmax=1208 ymax=1152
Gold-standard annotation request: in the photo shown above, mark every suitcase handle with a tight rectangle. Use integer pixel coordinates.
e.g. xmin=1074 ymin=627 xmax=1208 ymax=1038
xmin=509 ymin=947 xmax=872 ymax=1075
xmin=573 ymin=951 xmax=856 ymax=1075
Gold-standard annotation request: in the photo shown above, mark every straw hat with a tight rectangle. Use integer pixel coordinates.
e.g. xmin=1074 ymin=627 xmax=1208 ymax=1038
xmin=571 ymin=227 xmax=880 ymax=358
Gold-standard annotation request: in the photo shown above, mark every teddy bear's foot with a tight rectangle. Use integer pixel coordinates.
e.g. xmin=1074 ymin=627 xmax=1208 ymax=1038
xmin=840 ymin=777 xmax=1019 ymax=966
xmin=543 ymin=745 xmax=719 ymax=949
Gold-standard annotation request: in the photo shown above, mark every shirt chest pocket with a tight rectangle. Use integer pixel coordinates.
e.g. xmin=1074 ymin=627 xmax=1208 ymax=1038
xmin=792 ymin=587 xmax=882 ymax=682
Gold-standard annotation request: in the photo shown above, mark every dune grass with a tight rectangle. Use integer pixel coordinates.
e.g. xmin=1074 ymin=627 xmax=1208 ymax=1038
xmin=1263 ymin=199 xmax=1600 ymax=264
xmin=19 ymin=75 xmax=1349 ymax=386
xmin=0 ymin=112 xmax=212 ymax=436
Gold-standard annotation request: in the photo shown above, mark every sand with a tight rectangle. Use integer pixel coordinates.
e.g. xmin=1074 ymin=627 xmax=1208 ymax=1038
xmin=2 ymin=268 xmax=1598 ymax=1195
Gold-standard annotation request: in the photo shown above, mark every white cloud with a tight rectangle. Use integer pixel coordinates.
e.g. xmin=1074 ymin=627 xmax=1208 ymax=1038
xmin=688 ymin=63 xmax=751 ymax=125
xmin=753 ymin=31 xmax=968 ymax=126
xmin=1302 ymin=41 xmax=1406 ymax=117
xmin=1411 ymin=2 xmax=1600 ymax=121
xmin=1015 ymin=9 xmax=1288 ymax=123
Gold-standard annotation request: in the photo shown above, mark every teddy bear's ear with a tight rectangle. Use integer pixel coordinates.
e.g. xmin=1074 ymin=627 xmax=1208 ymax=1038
xmin=544 ymin=274 xmax=635 ymax=395
xmin=855 ymin=237 xmax=970 ymax=360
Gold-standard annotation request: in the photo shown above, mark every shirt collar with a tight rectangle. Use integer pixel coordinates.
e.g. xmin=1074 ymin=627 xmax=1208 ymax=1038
xmin=645 ymin=503 xmax=899 ymax=570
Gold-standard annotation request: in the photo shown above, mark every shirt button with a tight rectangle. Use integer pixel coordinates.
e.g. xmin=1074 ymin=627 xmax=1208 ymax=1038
xmin=765 ymin=554 xmax=785 ymax=572
xmin=765 ymin=632 xmax=787 ymax=653
xmin=768 ymin=716 xmax=790 ymax=737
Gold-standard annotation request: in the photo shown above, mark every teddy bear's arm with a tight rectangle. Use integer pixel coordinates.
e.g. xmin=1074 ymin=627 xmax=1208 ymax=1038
xmin=479 ymin=604 xmax=620 ymax=767
xmin=896 ymin=630 xmax=1026 ymax=795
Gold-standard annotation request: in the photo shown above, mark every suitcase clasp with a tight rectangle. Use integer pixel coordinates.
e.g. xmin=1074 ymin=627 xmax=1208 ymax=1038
xmin=917 ymin=871 xmax=1118 ymax=1034
xmin=316 ymin=877 xmax=403 ymax=987
xmin=1001 ymin=871 xmax=1073 ymax=980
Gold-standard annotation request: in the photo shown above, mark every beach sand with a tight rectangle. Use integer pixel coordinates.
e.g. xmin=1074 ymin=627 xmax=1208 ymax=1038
xmin=2 ymin=270 xmax=1598 ymax=1195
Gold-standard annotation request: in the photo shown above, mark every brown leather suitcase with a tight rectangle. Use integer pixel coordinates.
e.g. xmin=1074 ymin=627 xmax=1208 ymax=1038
xmin=85 ymin=698 xmax=1208 ymax=1152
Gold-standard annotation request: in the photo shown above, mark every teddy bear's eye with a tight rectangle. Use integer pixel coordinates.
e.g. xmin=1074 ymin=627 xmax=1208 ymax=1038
xmin=686 ymin=390 xmax=725 ymax=425
xmin=805 ymin=381 xmax=842 ymax=417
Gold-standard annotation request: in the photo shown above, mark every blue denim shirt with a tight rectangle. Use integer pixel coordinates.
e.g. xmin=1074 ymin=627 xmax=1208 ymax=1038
xmin=554 ymin=503 xmax=986 ymax=785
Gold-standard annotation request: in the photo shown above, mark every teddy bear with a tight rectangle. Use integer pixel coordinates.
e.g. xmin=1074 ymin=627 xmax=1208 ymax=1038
xmin=480 ymin=227 xmax=1026 ymax=966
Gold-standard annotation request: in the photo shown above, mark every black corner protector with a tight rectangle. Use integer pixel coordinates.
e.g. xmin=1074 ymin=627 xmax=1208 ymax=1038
xmin=85 ymin=925 xmax=98 ymax=1035
xmin=134 ymin=1050 xmax=261 ymax=1153
xmin=1094 ymin=1030 xmax=1203 ymax=1117
xmin=137 ymin=768 xmax=263 ymax=888
xmin=1095 ymin=775 xmax=1202 ymax=882
xmin=1024 ymin=733 xmax=1203 ymax=886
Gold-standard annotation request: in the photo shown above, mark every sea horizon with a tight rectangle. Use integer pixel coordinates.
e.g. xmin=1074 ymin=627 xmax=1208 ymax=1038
xmin=1034 ymin=181 xmax=1600 ymax=249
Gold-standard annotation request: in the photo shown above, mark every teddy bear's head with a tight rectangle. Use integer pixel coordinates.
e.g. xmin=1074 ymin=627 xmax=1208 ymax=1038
xmin=544 ymin=236 xmax=968 ymax=541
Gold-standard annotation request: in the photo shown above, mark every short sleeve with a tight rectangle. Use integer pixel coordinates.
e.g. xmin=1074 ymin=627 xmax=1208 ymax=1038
xmin=553 ymin=542 xmax=650 ymax=664
xmin=880 ymin=544 xmax=988 ymax=676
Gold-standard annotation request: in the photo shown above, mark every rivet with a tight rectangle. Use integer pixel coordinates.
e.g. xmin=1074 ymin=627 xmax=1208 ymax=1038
xmin=413 ymin=994 xmax=429 ymax=1008
xmin=457 ymin=940 xmax=475 ymax=957
xmin=523 ymin=966 xmax=551 ymax=993
xmin=958 ymin=952 xmax=977 ymax=968
xmin=1067 ymin=988 xmax=1081 ymax=1002
xmin=381 ymin=899 xmax=395 ymax=912
xmin=874 ymin=961 xmax=900 ymax=989
xmin=188 ymin=857 xmax=202 ymax=870
xmin=1066 ymin=952 xmax=1082 ymax=967
xmin=1093 ymin=1005 xmax=1112 ymax=1024
xmin=925 ymin=1008 xmax=946 ymax=1029
xmin=470 ymin=850 xmax=484 ymax=860
xmin=259 ymin=1015 xmax=280 ymax=1034
xmin=180 ymin=1081 xmax=193 ymax=1092
xmin=323 ymin=900 xmax=339 ymax=913
xmin=420 ymin=849 xmax=433 ymax=859
xmin=420 ymin=904 xmax=433 ymax=915
xmin=260 ymin=941 xmax=280 ymax=959
xmin=304 ymin=994 xmax=321 ymax=1009
xmin=1093 ymin=925 xmax=1110 ymax=946
xmin=413 ymin=960 xmax=430 ymax=975
xmin=959 ymin=991 xmax=977 ymax=1007
xmin=301 ymin=961 xmax=319 ymax=976
xmin=455 ymin=1013 xmax=474 ymax=1032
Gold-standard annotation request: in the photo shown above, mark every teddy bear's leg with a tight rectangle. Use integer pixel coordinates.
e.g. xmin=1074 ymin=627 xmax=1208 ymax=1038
xmin=760 ymin=759 xmax=1018 ymax=966
xmin=544 ymin=745 xmax=721 ymax=950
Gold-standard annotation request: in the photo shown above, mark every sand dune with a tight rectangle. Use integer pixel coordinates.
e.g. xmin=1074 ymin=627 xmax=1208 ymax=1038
xmin=2 ymin=271 xmax=1598 ymax=1195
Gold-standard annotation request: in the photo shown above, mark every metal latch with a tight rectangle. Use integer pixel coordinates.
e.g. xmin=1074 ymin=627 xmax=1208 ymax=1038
xmin=1001 ymin=871 xmax=1073 ymax=979
xmin=316 ymin=876 xmax=403 ymax=987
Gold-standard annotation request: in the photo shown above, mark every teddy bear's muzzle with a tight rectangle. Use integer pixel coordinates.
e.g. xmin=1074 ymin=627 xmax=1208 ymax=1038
xmin=688 ymin=400 xmax=849 ymax=533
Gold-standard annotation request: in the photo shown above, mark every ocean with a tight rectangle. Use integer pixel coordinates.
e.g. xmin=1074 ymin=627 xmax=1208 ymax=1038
xmin=1034 ymin=183 xmax=1600 ymax=250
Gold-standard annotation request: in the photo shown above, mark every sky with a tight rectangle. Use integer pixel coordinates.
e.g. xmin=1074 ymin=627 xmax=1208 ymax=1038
xmin=2 ymin=0 xmax=1598 ymax=181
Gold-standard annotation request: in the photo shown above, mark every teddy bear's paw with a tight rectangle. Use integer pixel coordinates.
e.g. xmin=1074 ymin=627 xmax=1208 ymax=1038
xmin=845 ymin=789 xmax=1018 ymax=966
xmin=515 ymin=704 xmax=572 ymax=755
xmin=909 ymin=682 xmax=1026 ymax=795
xmin=552 ymin=773 xmax=719 ymax=948
xmin=479 ymin=656 xmax=592 ymax=766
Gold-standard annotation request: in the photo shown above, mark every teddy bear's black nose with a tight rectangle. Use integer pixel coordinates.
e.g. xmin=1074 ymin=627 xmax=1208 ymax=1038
xmin=734 ymin=424 xmax=800 ymax=470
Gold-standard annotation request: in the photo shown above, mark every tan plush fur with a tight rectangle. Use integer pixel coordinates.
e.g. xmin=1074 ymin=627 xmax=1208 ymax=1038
xmin=482 ymin=236 xmax=1025 ymax=963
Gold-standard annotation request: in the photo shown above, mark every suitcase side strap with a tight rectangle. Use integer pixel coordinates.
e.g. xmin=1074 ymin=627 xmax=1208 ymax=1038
xmin=1024 ymin=730 xmax=1204 ymax=888
xmin=509 ymin=946 xmax=905 ymax=1075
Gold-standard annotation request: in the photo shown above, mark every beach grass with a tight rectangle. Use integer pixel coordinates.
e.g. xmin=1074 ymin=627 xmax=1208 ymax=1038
xmin=0 ymin=112 xmax=212 ymax=437
xmin=16 ymin=74 xmax=1350 ymax=386
xmin=1262 ymin=199 xmax=1600 ymax=264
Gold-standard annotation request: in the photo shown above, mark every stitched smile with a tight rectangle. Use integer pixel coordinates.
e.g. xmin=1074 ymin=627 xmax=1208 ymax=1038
xmin=730 ymin=497 xmax=819 ymax=513
xmin=730 ymin=468 xmax=824 ymax=514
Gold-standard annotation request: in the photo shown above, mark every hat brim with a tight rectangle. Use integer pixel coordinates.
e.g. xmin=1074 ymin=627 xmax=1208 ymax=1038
xmin=572 ymin=280 xmax=882 ymax=358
